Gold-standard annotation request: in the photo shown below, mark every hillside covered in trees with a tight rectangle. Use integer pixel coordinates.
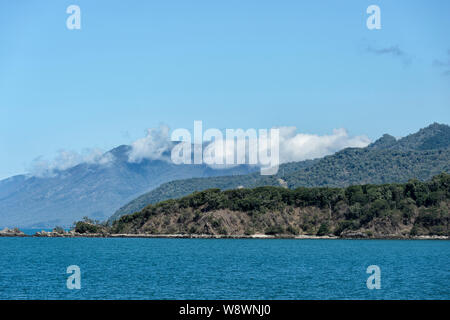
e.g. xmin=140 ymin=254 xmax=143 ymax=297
xmin=109 ymin=123 xmax=450 ymax=222
xmin=81 ymin=173 xmax=450 ymax=238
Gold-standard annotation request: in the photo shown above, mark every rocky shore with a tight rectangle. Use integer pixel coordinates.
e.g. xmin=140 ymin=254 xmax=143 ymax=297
xmin=0 ymin=227 xmax=26 ymax=237
xmin=0 ymin=228 xmax=448 ymax=240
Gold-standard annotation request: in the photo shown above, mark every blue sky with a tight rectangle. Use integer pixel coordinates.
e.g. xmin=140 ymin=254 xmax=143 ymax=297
xmin=0 ymin=0 xmax=449 ymax=179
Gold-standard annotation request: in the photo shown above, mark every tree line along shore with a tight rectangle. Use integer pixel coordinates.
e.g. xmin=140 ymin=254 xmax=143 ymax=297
xmin=3 ymin=173 xmax=448 ymax=240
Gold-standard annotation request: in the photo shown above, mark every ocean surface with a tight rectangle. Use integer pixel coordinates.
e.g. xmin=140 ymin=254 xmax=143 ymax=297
xmin=0 ymin=238 xmax=448 ymax=300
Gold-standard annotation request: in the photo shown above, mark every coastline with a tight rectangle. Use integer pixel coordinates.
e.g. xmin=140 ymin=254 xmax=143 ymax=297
xmin=0 ymin=228 xmax=448 ymax=240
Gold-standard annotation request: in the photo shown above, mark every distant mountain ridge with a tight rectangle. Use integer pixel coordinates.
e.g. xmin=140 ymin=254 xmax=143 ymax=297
xmin=109 ymin=123 xmax=450 ymax=222
xmin=386 ymin=122 xmax=450 ymax=151
xmin=0 ymin=145 xmax=256 ymax=228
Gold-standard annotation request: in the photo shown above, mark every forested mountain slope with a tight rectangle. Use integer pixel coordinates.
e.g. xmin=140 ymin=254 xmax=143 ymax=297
xmin=109 ymin=123 xmax=450 ymax=222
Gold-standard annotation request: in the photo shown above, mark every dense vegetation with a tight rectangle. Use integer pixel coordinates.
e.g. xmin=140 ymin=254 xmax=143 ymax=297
xmin=74 ymin=217 xmax=106 ymax=234
xmin=104 ymin=173 xmax=449 ymax=238
xmin=109 ymin=123 xmax=450 ymax=222
xmin=284 ymin=148 xmax=450 ymax=188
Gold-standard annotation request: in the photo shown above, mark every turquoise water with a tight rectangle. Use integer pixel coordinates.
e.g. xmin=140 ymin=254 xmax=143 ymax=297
xmin=0 ymin=238 xmax=448 ymax=300
xmin=21 ymin=229 xmax=55 ymax=235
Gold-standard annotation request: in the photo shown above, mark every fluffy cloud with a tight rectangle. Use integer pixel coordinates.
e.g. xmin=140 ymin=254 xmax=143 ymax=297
xmin=277 ymin=127 xmax=370 ymax=163
xmin=30 ymin=149 xmax=114 ymax=177
xmin=28 ymin=125 xmax=371 ymax=176
xmin=127 ymin=125 xmax=173 ymax=163
xmin=201 ymin=127 xmax=370 ymax=166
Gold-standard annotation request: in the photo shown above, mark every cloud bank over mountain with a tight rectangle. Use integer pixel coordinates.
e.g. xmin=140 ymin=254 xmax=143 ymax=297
xmin=277 ymin=127 xmax=370 ymax=163
xmin=28 ymin=125 xmax=371 ymax=177
xmin=201 ymin=127 xmax=370 ymax=167
xmin=128 ymin=125 xmax=173 ymax=163
xmin=30 ymin=149 xmax=114 ymax=177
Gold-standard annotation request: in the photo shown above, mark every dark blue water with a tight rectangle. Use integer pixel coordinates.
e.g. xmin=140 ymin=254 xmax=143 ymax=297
xmin=0 ymin=238 xmax=448 ymax=300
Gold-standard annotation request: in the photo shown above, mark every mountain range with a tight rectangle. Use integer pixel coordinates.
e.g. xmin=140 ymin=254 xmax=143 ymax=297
xmin=109 ymin=123 xmax=450 ymax=222
xmin=1 ymin=123 xmax=448 ymax=228
xmin=0 ymin=145 xmax=255 ymax=228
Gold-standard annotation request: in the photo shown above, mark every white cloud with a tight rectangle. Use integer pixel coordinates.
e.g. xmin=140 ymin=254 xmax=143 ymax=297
xmin=277 ymin=127 xmax=370 ymax=163
xmin=27 ymin=125 xmax=371 ymax=177
xmin=30 ymin=149 xmax=114 ymax=177
xmin=127 ymin=125 xmax=173 ymax=163
xmin=195 ymin=126 xmax=371 ymax=167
